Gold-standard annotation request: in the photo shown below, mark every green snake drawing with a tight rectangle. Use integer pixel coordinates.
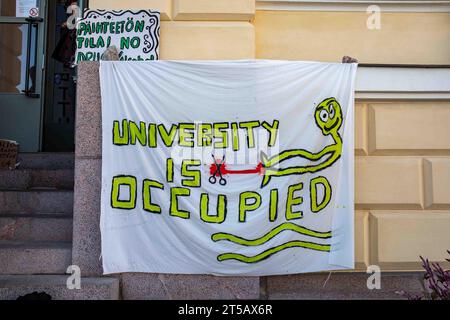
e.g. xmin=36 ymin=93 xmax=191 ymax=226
xmin=213 ymin=98 xmax=344 ymax=263
xmin=260 ymin=97 xmax=343 ymax=188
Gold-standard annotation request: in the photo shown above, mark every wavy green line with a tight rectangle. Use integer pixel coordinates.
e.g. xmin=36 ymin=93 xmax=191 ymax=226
xmin=211 ymin=222 xmax=331 ymax=246
xmin=217 ymin=241 xmax=331 ymax=263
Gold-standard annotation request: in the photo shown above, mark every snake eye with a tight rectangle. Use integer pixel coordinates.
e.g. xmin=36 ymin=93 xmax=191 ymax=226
xmin=329 ymin=105 xmax=335 ymax=119
xmin=319 ymin=109 xmax=328 ymax=122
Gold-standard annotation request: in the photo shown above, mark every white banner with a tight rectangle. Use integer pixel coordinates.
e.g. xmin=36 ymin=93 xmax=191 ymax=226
xmin=100 ymin=60 xmax=357 ymax=276
xmin=76 ymin=10 xmax=160 ymax=64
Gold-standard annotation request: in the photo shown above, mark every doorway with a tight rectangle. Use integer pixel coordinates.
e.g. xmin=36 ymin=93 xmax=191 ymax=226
xmin=0 ymin=0 xmax=79 ymax=152
xmin=43 ymin=0 xmax=76 ymax=152
xmin=0 ymin=0 xmax=47 ymax=152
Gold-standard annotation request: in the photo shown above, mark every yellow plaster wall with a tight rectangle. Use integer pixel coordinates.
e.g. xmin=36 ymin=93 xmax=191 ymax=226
xmin=254 ymin=10 xmax=450 ymax=65
xmin=173 ymin=0 xmax=255 ymax=21
xmin=355 ymin=101 xmax=450 ymax=270
xmin=88 ymin=0 xmax=450 ymax=271
xmin=160 ymin=21 xmax=255 ymax=59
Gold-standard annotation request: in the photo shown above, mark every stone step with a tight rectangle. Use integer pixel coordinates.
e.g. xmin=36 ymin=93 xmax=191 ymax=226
xmin=265 ymin=273 xmax=423 ymax=300
xmin=0 ymin=275 xmax=119 ymax=300
xmin=0 ymin=241 xmax=72 ymax=275
xmin=0 ymin=169 xmax=74 ymax=190
xmin=0 ymin=190 xmax=74 ymax=214
xmin=0 ymin=214 xmax=73 ymax=242
xmin=17 ymin=153 xmax=74 ymax=170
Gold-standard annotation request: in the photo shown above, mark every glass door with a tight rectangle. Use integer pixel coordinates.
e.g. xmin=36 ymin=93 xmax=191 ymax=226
xmin=0 ymin=0 xmax=47 ymax=152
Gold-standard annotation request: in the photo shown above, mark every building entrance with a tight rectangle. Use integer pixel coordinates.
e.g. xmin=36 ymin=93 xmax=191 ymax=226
xmin=0 ymin=0 xmax=79 ymax=152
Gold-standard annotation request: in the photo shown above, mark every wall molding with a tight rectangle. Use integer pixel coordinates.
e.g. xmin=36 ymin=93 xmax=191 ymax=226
xmin=355 ymin=67 xmax=450 ymax=99
xmin=256 ymin=0 xmax=450 ymax=13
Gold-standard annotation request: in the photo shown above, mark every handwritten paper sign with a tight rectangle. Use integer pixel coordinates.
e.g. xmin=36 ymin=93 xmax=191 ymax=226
xmin=75 ymin=9 xmax=160 ymax=64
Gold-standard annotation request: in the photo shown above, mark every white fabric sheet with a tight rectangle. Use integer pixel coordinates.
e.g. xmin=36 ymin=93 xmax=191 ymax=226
xmin=100 ymin=60 xmax=357 ymax=276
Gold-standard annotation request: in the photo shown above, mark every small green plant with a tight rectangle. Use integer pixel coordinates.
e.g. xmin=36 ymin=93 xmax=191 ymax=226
xmin=397 ymin=251 xmax=450 ymax=300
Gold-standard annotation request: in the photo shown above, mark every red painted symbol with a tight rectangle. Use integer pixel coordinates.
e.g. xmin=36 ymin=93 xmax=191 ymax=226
xmin=209 ymin=155 xmax=264 ymax=185
xmin=29 ymin=8 xmax=39 ymax=17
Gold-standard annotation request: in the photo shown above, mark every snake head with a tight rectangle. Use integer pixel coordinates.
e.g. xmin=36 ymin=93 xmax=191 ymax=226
xmin=314 ymin=97 xmax=343 ymax=135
